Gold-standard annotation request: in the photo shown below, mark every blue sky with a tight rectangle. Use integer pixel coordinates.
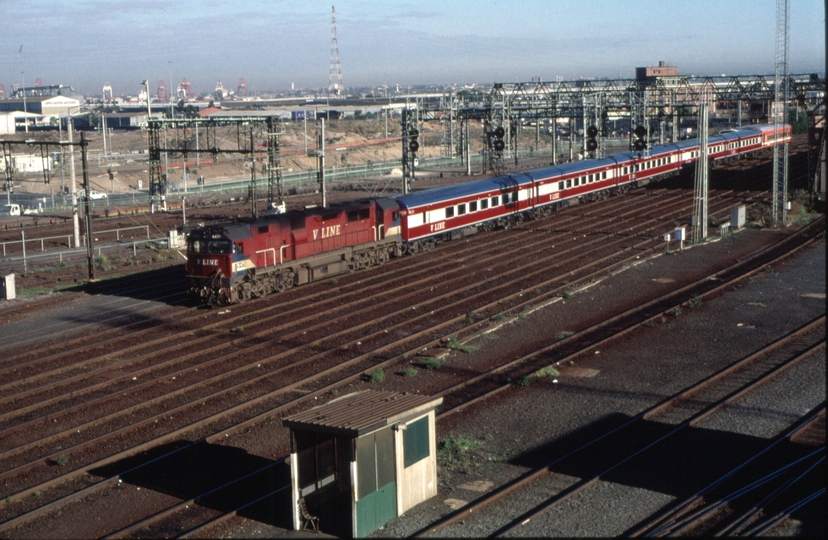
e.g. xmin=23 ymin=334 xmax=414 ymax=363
xmin=1 ymin=0 xmax=824 ymax=97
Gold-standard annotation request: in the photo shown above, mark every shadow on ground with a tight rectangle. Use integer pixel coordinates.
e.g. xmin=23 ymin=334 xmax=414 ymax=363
xmin=91 ymin=440 xmax=293 ymax=532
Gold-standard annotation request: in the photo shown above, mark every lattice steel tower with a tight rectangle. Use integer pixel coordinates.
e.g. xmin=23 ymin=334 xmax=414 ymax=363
xmin=328 ymin=5 xmax=344 ymax=97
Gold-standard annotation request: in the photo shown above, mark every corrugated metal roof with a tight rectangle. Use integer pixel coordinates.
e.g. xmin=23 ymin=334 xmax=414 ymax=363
xmin=282 ymin=391 xmax=443 ymax=437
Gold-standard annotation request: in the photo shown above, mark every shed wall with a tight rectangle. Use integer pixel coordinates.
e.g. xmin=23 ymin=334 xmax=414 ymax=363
xmin=395 ymin=410 xmax=438 ymax=515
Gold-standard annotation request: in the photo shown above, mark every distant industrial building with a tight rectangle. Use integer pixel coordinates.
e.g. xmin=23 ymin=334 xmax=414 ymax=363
xmin=0 ymin=95 xmax=82 ymax=121
xmin=636 ymin=61 xmax=681 ymax=86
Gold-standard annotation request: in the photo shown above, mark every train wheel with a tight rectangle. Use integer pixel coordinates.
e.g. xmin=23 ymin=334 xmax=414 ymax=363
xmin=406 ymin=242 xmax=419 ymax=255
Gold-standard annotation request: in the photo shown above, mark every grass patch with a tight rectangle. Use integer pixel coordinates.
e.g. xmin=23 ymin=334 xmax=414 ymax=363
xmin=401 ymin=367 xmax=418 ymax=377
xmin=747 ymin=302 xmax=766 ymax=307
xmin=660 ymin=316 xmax=668 ymax=324
xmin=688 ymin=295 xmax=702 ymax=308
xmin=446 ymin=336 xmax=476 ymax=354
xmin=673 ymin=307 xmax=682 ymax=317
xmin=493 ymin=313 xmax=507 ymax=322
xmin=554 ymin=331 xmax=575 ymax=340
xmin=533 ymin=365 xmax=560 ymax=378
xmin=561 ymin=290 xmax=572 ymax=299
xmin=511 ymin=375 xmax=531 ymax=387
xmin=330 ymin=278 xmax=338 ymax=285
xmin=56 ymin=454 xmax=70 ymax=467
xmin=368 ymin=368 xmax=385 ymax=383
xmin=232 ymin=326 xmax=244 ymax=333
xmin=418 ymin=357 xmax=442 ymax=370
xmin=438 ymin=435 xmax=485 ymax=470
xmin=466 ymin=311 xmax=477 ymax=324
xmin=17 ymin=282 xmax=81 ymax=296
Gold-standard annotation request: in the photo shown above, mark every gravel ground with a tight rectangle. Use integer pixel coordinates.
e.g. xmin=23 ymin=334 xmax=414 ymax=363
xmin=374 ymin=231 xmax=825 ymax=538
xmin=1 ymin=227 xmax=823 ymax=538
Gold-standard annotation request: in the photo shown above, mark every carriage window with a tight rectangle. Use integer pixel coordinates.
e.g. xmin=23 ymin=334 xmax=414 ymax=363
xmin=566 ymin=179 xmax=572 ymax=188
xmin=491 ymin=196 xmax=500 ymax=206
xmin=457 ymin=204 xmax=467 ymax=215
xmin=480 ymin=199 xmax=489 ymax=210
xmin=258 ymin=226 xmax=269 ymax=234
xmin=558 ymin=181 xmax=564 ymax=190
xmin=234 ymin=243 xmax=243 ymax=254
xmin=445 ymin=206 xmax=455 ymax=219
xmin=574 ymin=177 xmax=579 ymax=187
xmin=602 ymin=171 xmax=607 ymax=179
xmin=589 ymin=174 xmax=594 ymax=183
xmin=469 ymin=201 xmax=478 ymax=212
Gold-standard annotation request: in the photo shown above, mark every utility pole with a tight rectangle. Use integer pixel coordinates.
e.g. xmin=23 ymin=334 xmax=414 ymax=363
xmin=772 ymin=0 xmax=790 ymax=227
xmin=318 ymin=118 xmax=326 ymax=207
xmin=250 ymin=128 xmax=257 ymax=220
xmin=692 ymin=100 xmax=709 ymax=244
xmin=21 ymin=72 xmax=28 ymax=133
xmin=68 ymin=119 xmax=80 ymax=247
xmin=81 ymin=132 xmax=95 ymax=281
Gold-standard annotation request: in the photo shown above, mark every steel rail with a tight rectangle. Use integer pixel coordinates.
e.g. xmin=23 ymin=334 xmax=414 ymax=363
xmin=435 ymin=219 xmax=824 ymax=417
xmin=739 ymin=487 xmax=826 ymax=536
xmin=0 ymin=184 xmax=816 ymax=532
xmin=0 ymin=216 xmax=617 ymax=432
xmin=636 ymin=405 xmax=826 ymax=537
xmin=715 ymin=455 xmax=825 ymax=536
xmin=0 ymin=214 xmax=653 ymax=470
xmin=0 ymin=204 xmax=681 ymax=529
xmin=488 ymin=341 xmax=825 ymax=538
xmin=413 ymin=224 xmax=824 ymax=535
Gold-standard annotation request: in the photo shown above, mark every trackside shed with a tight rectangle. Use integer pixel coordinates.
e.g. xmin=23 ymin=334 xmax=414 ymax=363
xmin=282 ymin=390 xmax=443 ymax=537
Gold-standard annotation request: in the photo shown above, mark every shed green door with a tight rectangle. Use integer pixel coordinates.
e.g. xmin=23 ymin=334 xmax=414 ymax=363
xmin=355 ymin=427 xmax=396 ymax=537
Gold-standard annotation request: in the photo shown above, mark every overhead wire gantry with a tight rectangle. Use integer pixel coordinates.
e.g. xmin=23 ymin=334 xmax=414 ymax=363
xmin=146 ymin=116 xmax=284 ymax=216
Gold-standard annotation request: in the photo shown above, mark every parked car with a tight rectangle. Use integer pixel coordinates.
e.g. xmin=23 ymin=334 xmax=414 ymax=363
xmin=0 ymin=204 xmax=21 ymax=217
xmin=75 ymin=189 xmax=108 ymax=200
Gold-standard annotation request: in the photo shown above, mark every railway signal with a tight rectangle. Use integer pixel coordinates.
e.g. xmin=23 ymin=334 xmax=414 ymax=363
xmin=409 ymin=127 xmax=419 ymax=157
xmin=633 ymin=125 xmax=648 ymax=152
xmin=586 ymin=125 xmax=598 ymax=152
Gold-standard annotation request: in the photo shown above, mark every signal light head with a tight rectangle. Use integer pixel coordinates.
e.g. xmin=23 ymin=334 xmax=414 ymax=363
xmin=494 ymin=126 xmax=505 ymax=138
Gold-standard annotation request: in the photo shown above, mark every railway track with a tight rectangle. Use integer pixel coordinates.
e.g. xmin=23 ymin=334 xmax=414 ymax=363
xmin=0 ymin=178 xmax=820 ymax=536
xmin=413 ymin=316 xmax=825 ymax=537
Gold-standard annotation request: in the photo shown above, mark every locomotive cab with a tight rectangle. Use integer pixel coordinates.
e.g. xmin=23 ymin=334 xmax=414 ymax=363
xmin=186 ymin=225 xmax=253 ymax=304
